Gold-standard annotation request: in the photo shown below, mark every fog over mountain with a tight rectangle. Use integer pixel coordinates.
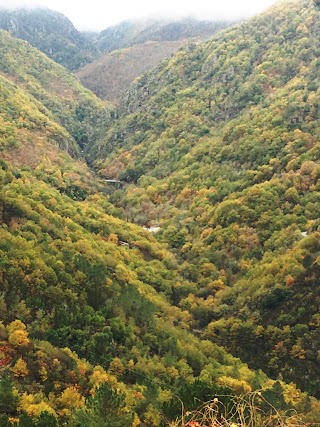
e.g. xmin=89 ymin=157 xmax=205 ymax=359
xmin=0 ymin=0 xmax=277 ymax=30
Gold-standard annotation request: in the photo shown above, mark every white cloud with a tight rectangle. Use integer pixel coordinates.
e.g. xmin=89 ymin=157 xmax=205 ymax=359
xmin=0 ymin=0 xmax=278 ymax=30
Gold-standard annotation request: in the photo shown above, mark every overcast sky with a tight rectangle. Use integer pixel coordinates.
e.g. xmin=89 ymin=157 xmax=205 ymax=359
xmin=0 ymin=0 xmax=279 ymax=31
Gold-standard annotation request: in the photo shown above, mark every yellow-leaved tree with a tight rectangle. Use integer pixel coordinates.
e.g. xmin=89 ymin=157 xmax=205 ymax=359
xmin=7 ymin=320 xmax=30 ymax=347
xmin=55 ymin=386 xmax=85 ymax=416
xmin=11 ymin=357 xmax=29 ymax=377
xmin=19 ymin=392 xmax=56 ymax=417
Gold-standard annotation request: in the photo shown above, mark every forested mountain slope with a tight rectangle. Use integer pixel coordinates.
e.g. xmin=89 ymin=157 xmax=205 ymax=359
xmin=0 ymin=30 xmax=110 ymax=160
xmin=89 ymin=0 xmax=320 ymax=397
xmin=94 ymin=18 xmax=232 ymax=53
xmin=76 ymin=40 xmax=188 ymax=103
xmin=0 ymin=8 xmax=98 ymax=70
xmin=2 ymin=17 xmax=318 ymax=426
xmin=77 ymin=18 xmax=234 ymax=104
xmin=0 ymin=162 xmax=257 ymax=425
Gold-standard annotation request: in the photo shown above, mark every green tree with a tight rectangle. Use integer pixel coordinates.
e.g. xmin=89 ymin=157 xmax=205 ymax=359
xmin=0 ymin=376 xmax=18 ymax=415
xmin=72 ymin=383 xmax=133 ymax=427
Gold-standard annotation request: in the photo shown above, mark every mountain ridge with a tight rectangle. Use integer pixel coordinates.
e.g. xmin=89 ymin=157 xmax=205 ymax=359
xmin=0 ymin=8 xmax=99 ymax=70
xmin=95 ymin=17 xmax=233 ymax=53
xmin=76 ymin=17 xmax=234 ymax=103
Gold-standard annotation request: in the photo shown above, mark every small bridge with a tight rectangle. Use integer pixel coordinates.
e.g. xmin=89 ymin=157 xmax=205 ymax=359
xmin=105 ymin=179 xmax=123 ymax=188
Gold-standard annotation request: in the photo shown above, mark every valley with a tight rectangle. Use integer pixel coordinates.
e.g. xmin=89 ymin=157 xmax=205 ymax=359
xmin=0 ymin=0 xmax=320 ymax=425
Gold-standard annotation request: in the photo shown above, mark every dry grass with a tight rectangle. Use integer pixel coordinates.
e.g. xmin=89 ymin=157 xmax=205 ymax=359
xmin=168 ymin=392 xmax=320 ymax=427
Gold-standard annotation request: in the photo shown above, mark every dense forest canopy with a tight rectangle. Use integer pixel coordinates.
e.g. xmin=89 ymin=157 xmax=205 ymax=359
xmin=0 ymin=0 xmax=320 ymax=425
xmin=88 ymin=0 xmax=320 ymax=398
xmin=76 ymin=40 xmax=189 ymax=103
xmin=0 ymin=8 xmax=99 ymax=70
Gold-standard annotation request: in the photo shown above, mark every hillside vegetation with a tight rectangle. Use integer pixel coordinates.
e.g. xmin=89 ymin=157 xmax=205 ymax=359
xmin=0 ymin=9 xmax=234 ymax=105
xmin=2 ymin=159 xmax=320 ymax=425
xmin=2 ymin=14 xmax=319 ymax=426
xmin=1 ymin=0 xmax=320 ymax=425
xmin=77 ymin=18 xmax=234 ymax=104
xmin=0 ymin=8 xmax=98 ymax=70
xmin=0 ymin=30 xmax=110 ymax=158
xmin=76 ymin=40 xmax=188 ymax=103
xmin=94 ymin=18 xmax=232 ymax=53
xmin=89 ymin=0 xmax=320 ymax=398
